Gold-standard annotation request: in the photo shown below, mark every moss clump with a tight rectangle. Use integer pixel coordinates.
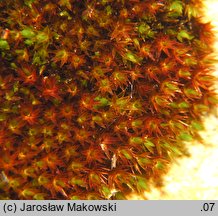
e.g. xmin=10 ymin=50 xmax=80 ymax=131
xmin=0 ymin=0 xmax=217 ymax=199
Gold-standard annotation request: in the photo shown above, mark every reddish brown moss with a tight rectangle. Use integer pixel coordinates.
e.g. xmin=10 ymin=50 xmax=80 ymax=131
xmin=0 ymin=0 xmax=217 ymax=199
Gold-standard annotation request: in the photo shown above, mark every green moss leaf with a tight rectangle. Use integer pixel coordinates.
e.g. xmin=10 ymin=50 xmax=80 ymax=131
xmin=113 ymin=192 xmax=126 ymax=200
xmin=100 ymin=186 xmax=111 ymax=198
xmin=125 ymin=52 xmax=142 ymax=64
xmin=22 ymin=189 xmax=35 ymax=197
xmin=130 ymin=137 xmax=143 ymax=145
xmin=169 ymin=1 xmax=183 ymax=15
xmin=155 ymin=161 xmax=164 ymax=170
xmin=193 ymin=104 xmax=209 ymax=113
xmin=21 ymin=28 xmax=35 ymax=39
xmin=36 ymin=32 xmax=49 ymax=43
xmin=138 ymin=23 xmax=155 ymax=38
xmin=70 ymin=195 xmax=80 ymax=200
xmin=136 ymin=176 xmax=147 ymax=191
xmin=70 ymin=178 xmax=86 ymax=187
xmin=138 ymin=23 xmax=148 ymax=35
xmin=179 ymin=132 xmax=193 ymax=141
xmin=178 ymin=69 xmax=191 ymax=78
xmin=178 ymin=101 xmax=190 ymax=109
xmin=137 ymin=157 xmax=151 ymax=168
xmin=38 ymin=175 xmax=49 ymax=185
xmin=121 ymin=150 xmax=132 ymax=160
xmin=191 ymin=120 xmax=204 ymax=130
xmin=94 ymin=96 xmax=110 ymax=107
xmin=24 ymin=39 xmax=34 ymax=46
xmin=131 ymin=119 xmax=143 ymax=128
xmin=184 ymin=88 xmax=200 ymax=97
xmin=177 ymin=30 xmax=194 ymax=42
xmin=33 ymin=193 xmax=46 ymax=200
xmin=208 ymin=95 xmax=218 ymax=104
xmin=24 ymin=0 xmax=35 ymax=8
xmin=143 ymin=140 xmax=155 ymax=153
xmin=162 ymin=141 xmax=182 ymax=155
xmin=0 ymin=39 xmax=10 ymax=50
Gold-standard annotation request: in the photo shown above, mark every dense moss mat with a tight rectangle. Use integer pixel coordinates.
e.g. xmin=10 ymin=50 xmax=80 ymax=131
xmin=0 ymin=0 xmax=217 ymax=199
